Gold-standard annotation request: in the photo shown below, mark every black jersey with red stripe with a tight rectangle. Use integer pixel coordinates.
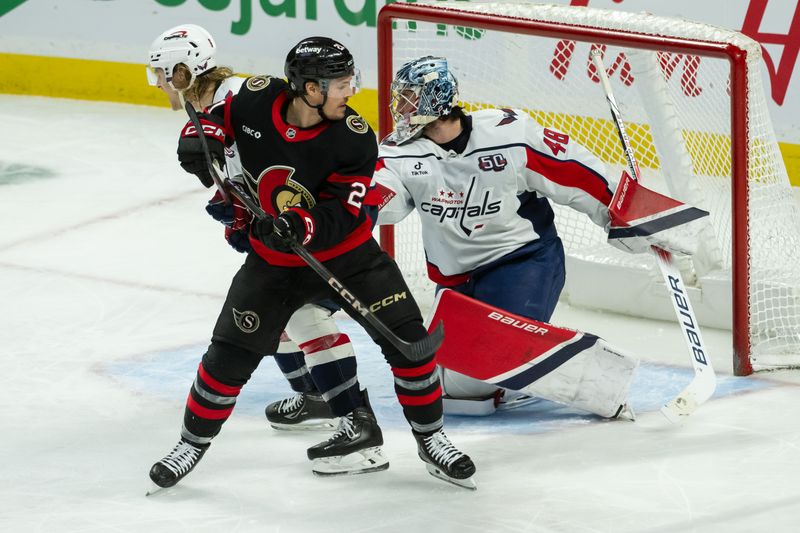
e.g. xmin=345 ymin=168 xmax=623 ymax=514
xmin=218 ymin=75 xmax=378 ymax=267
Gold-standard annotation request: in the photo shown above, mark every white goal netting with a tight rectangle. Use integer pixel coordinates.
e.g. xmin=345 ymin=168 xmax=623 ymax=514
xmin=379 ymin=1 xmax=800 ymax=373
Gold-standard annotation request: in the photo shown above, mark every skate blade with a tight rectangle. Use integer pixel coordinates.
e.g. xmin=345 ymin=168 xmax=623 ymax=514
xmin=425 ymin=464 xmax=477 ymax=491
xmin=269 ymin=418 xmax=339 ymax=432
xmin=497 ymin=395 xmax=541 ymax=411
xmin=614 ymin=403 xmax=636 ymax=421
xmin=146 ymin=481 xmax=170 ymax=496
xmin=311 ymin=446 xmax=390 ymax=476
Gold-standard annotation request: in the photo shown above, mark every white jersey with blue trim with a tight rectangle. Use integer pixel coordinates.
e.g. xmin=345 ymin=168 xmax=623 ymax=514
xmin=374 ymin=108 xmax=616 ymax=284
xmin=212 ymin=76 xmax=245 ymax=182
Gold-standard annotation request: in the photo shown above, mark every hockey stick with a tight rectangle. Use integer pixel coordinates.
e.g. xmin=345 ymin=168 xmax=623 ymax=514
xmin=184 ymin=101 xmax=230 ymax=204
xmin=183 ymin=103 xmax=443 ymax=362
xmin=591 ymin=49 xmax=716 ymax=422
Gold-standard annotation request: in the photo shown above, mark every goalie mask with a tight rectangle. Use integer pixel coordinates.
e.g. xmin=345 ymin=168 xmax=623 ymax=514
xmin=390 ymin=56 xmax=459 ymax=144
xmin=147 ymin=24 xmax=217 ymax=90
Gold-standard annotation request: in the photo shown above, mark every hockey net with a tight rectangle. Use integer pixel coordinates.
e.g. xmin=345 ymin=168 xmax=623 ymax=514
xmin=377 ymin=0 xmax=800 ymax=375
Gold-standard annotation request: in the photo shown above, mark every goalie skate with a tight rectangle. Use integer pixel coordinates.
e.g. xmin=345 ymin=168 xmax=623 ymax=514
xmin=265 ymin=392 xmax=338 ymax=431
xmin=415 ymin=429 xmax=477 ymax=490
xmin=614 ymin=402 xmax=636 ymax=421
xmin=307 ymin=392 xmax=389 ymax=476
xmin=147 ymin=438 xmax=208 ymax=495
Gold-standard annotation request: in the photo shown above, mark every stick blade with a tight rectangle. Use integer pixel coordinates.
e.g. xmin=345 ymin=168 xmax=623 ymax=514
xmin=404 ymin=321 xmax=444 ymax=361
xmin=660 ymin=370 xmax=716 ymax=423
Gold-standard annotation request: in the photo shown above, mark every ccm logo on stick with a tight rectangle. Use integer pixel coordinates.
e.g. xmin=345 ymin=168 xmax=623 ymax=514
xmin=488 ymin=311 xmax=548 ymax=335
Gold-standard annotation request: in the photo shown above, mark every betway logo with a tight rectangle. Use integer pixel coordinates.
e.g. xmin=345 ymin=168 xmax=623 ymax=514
xmin=488 ymin=311 xmax=548 ymax=335
xmin=420 ymin=176 xmax=501 ymax=236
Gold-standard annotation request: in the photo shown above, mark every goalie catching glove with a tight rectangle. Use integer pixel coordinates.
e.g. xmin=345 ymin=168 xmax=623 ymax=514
xmin=607 ymin=171 xmax=709 ymax=255
xmin=252 ymin=210 xmax=314 ymax=252
xmin=177 ymin=112 xmax=227 ymax=188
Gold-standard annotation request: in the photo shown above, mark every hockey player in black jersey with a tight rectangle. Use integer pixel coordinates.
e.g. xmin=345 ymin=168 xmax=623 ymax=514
xmin=148 ymin=37 xmax=476 ymax=491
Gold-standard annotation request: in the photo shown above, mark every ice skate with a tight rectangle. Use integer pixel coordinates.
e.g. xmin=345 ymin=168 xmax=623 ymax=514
xmin=146 ymin=438 xmax=209 ymax=495
xmin=415 ymin=429 xmax=476 ymax=490
xmin=265 ymin=392 xmax=338 ymax=431
xmin=307 ymin=391 xmax=388 ymax=476
xmin=613 ymin=402 xmax=636 ymax=421
xmin=497 ymin=390 xmax=541 ymax=411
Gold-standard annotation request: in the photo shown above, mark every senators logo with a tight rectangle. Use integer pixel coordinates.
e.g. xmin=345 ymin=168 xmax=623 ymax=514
xmin=246 ymin=76 xmax=271 ymax=91
xmin=244 ymin=165 xmax=315 ymax=216
xmin=232 ymin=308 xmax=260 ymax=333
xmin=346 ymin=115 xmax=369 ymax=134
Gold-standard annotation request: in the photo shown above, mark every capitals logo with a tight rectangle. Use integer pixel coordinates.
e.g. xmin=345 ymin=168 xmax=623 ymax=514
xmin=420 ymin=176 xmax=502 ymax=236
xmin=243 ymin=165 xmax=315 ymax=216
xmin=496 ymin=108 xmax=518 ymax=126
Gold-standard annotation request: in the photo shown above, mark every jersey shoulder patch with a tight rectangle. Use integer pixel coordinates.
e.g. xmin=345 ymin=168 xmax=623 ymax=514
xmin=345 ymin=114 xmax=369 ymax=134
xmin=245 ymin=75 xmax=272 ymax=91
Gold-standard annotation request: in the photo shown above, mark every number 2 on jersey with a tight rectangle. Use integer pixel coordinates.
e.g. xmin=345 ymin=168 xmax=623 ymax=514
xmin=347 ymin=182 xmax=367 ymax=209
xmin=543 ymin=128 xmax=569 ymax=156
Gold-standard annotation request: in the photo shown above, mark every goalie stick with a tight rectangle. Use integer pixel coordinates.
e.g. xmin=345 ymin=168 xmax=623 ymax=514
xmin=591 ymin=49 xmax=716 ymax=422
xmin=183 ymin=102 xmax=443 ymax=363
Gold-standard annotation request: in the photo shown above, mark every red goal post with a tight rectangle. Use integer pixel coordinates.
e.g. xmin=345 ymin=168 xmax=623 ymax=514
xmin=376 ymin=1 xmax=800 ymax=376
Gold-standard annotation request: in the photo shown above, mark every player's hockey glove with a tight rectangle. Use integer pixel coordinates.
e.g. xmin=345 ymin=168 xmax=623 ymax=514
xmin=224 ymin=226 xmax=252 ymax=254
xmin=252 ymin=211 xmax=309 ymax=253
xmin=178 ymin=113 xmax=226 ymax=188
xmin=206 ymin=190 xmax=252 ymax=230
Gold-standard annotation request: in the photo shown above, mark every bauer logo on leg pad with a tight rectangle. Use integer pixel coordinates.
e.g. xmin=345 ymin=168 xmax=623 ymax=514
xmin=233 ymin=308 xmax=260 ymax=333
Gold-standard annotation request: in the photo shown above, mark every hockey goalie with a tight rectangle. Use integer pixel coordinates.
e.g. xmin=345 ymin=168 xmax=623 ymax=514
xmin=373 ymin=56 xmax=709 ymax=418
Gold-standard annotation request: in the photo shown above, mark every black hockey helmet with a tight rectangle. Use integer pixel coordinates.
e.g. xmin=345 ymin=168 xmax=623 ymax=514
xmin=285 ymin=36 xmax=356 ymax=95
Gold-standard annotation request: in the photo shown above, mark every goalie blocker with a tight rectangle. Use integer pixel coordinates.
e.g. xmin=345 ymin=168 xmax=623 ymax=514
xmin=427 ymin=290 xmax=638 ymax=418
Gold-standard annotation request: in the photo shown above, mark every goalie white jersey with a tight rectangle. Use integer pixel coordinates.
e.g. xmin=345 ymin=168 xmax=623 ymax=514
xmin=374 ymin=108 xmax=616 ymax=285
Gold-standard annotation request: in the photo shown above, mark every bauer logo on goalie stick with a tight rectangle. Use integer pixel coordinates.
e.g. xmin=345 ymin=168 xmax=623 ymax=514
xmin=667 ymin=274 xmax=708 ymax=366
xmin=233 ymin=309 xmax=260 ymax=333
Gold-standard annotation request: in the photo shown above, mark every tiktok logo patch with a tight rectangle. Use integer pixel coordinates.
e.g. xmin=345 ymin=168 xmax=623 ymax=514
xmin=405 ymin=159 xmax=431 ymax=177
xmin=233 ymin=308 xmax=260 ymax=333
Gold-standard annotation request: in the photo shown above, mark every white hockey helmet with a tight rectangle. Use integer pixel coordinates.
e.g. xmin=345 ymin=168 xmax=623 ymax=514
xmin=147 ymin=24 xmax=217 ymax=89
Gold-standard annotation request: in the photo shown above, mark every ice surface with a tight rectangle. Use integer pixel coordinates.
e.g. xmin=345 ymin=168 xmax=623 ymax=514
xmin=2 ymin=95 xmax=799 ymax=533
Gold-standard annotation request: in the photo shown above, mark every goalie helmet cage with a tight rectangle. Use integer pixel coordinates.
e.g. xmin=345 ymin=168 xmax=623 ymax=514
xmin=376 ymin=1 xmax=800 ymax=376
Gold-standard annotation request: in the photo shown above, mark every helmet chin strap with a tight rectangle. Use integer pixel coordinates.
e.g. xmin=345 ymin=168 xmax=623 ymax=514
xmin=300 ymin=93 xmax=330 ymax=121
